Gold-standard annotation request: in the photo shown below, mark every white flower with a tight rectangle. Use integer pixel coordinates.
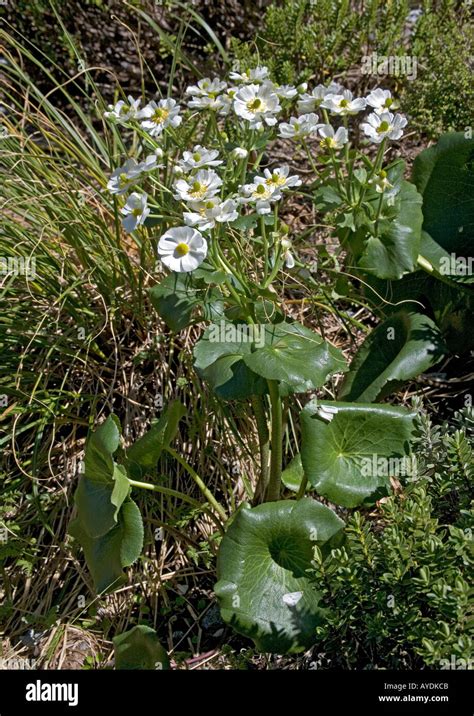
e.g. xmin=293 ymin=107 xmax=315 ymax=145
xmin=137 ymin=153 xmax=164 ymax=173
xmin=365 ymin=88 xmax=399 ymax=114
xmin=321 ymin=89 xmax=366 ymax=116
xmin=178 ymin=145 xmax=222 ymax=172
xmin=275 ymin=84 xmax=298 ymax=99
xmin=297 ymin=82 xmax=343 ymax=114
xmin=107 ymin=155 xmax=163 ymax=192
xmin=229 ymin=66 xmax=270 ymax=83
xmin=281 ymin=237 xmax=295 ymax=268
xmin=369 ymin=170 xmax=393 ymax=194
xmin=233 ymin=82 xmax=281 ymax=129
xmin=173 ymin=169 xmax=222 ymax=203
xmin=186 ymin=77 xmax=227 ymax=97
xmin=261 ymin=165 xmax=301 ymax=191
xmin=183 ymin=198 xmax=238 ymax=231
xmin=186 ymin=78 xmax=230 ymax=114
xmin=297 ymin=82 xmax=308 ymax=93
xmin=120 ymin=192 xmax=150 ymax=232
xmin=278 ymin=113 xmax=320 ymax=139
xmin=104 ymin=95 xmax=141 ymax=123
xmin=318 ymin=124 xmax=349 ymax=149
xmin=107 ymin=159 xmax=141 ymax=194
xmin=368 ymin=171 xmax=400 ymax=205
xmin=232 ymin=147 xmax=248 ymax=159
xmin=239 ymin=181 xmax=282 ymax=215
xmin=189 ymin=94 xmax=231 ymax=114
xmin=361 ymin=111 xmax=408 ymax=143
xmin=137 ymin=99 xmax=182 ymax=136
xmin=216 ymin=198 xmax=239 ymax=223
xmin=158 ymin=226 xmax=207 ymax=272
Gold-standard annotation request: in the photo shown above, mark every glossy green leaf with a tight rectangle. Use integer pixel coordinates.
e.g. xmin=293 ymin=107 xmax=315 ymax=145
xmin=193 ymin=262 xmax=227 ymax=284
xmin=193 ymin=322 xmax=267 ymax=399
xmin=126 ymin=400 xmax=186 ymax=478
xmin=281 ymin=453 xmax=308 ymax=493
xmin=83 ymin=414 xmax=121 ymax=483
xmin=69 ymin=500 xmax=144 ymax=593
xmin=242 ymin=322 xmax=346 ymax=394
xmin=300 ymin=401 xmax=417 ymax=507
xmin=413 ymin=132 xmax=474 ymax=255
xmin=215 ymin=499 xmax=344 ymax=653
xmin=113 ymin=625 xmax=170 ymax=670
xmin=358 ymin=180 xmax=423 ymax=279
xmin=339 ymin=311 xmax=446 ymax=402
xmin=149 ymin=272 xmax=223 ymax=332
xmin=75 ymin=417 xmax=130 ymax=538
xmin=194 ymin=321 xmax=345 ymax=398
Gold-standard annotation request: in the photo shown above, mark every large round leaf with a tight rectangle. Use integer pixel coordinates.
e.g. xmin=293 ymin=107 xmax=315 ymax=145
xmin=215 ymin=498 xmax=344 ymax=653
xmin=358 ymin=180 xmax=423 ymax=279
xmin=300 ymin=401 xmax=417 ymax=507
xmin=412 ymin=132 xmax=474 ymax=256
xmin=338 ymin=311 xmax=446 ymax=402
xmin=69 ymin=499 xmax=144 ymax=594
xmin=150 ymin=271 xmax=223 ymax=332
xmin=193 ymin=322 xmax=267 ymax=399
xmin=194 ymin=321 xmax=346 ymax=399
xmin=242 ymin=322 xmax=346 ymax=395
xmin=113 ymin=625 xmax=169 ymax=670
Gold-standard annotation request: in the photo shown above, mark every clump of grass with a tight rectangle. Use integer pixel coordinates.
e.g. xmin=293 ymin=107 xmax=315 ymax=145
xmin=0 ymin=19 xmax=260 ymax=663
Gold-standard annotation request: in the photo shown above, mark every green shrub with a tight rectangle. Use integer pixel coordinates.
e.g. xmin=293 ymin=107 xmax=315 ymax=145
xmin=311 ymin=409 xmax=473 ymax=669
xmin=231 ymin=0 xmax=410 ymax=85
xmin=403 ymin=0 xmax=474 ymax=136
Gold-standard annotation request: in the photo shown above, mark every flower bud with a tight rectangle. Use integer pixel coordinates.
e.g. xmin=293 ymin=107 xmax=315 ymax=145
xmin=232 ymin=147 xmax=248 ymax=159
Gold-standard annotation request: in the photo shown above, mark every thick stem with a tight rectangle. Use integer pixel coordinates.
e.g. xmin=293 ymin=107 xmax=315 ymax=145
xmin=251 ymin=395 xmax=270 ymax=505
xmin=264 ymin=380 xmax=283 ymax=502
xmin=165 ymin=447 xmax=227 ymax=523
xmin=296 ymin=473 xmax=308 ymax=500
xmin=260 ymin=216 xmax=269 ymax=282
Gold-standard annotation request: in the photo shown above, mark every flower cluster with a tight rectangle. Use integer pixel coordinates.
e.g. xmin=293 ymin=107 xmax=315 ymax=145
xmin=103 ymin=65 xmax=408 ymax=275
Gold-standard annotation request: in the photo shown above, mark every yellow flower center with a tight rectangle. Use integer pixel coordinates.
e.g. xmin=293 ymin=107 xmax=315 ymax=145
xmin=189 ymin=181 xmax=207 ymax=198
xmin=256 ymin=184 xmax=266 ymax=195
xmin=119 ymin=173 xmax=129 ymax=186
xmin=176 ymin=242 xmax=190 ymax=256
xmin=192 ymin=152 xmax=201 ymax=162
xmin=132 ymin=208 xmax=142 ymax=217
xmin=320 ymin=137 xmax=336 ymax=149
xmin=266 ymin=172 xmax=285 ymax=187
xmin=339 ymin=98 xmax=349 ymax=108
xmin=247 ymin=97 xmax=262 ymax=112
xmin=377 ymin=120 xmax=390 ymax=133
xmin=152 ymin=107 xmax=170 ymax=124
xmin=384 ymin=98 xmax=393 ymax=108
